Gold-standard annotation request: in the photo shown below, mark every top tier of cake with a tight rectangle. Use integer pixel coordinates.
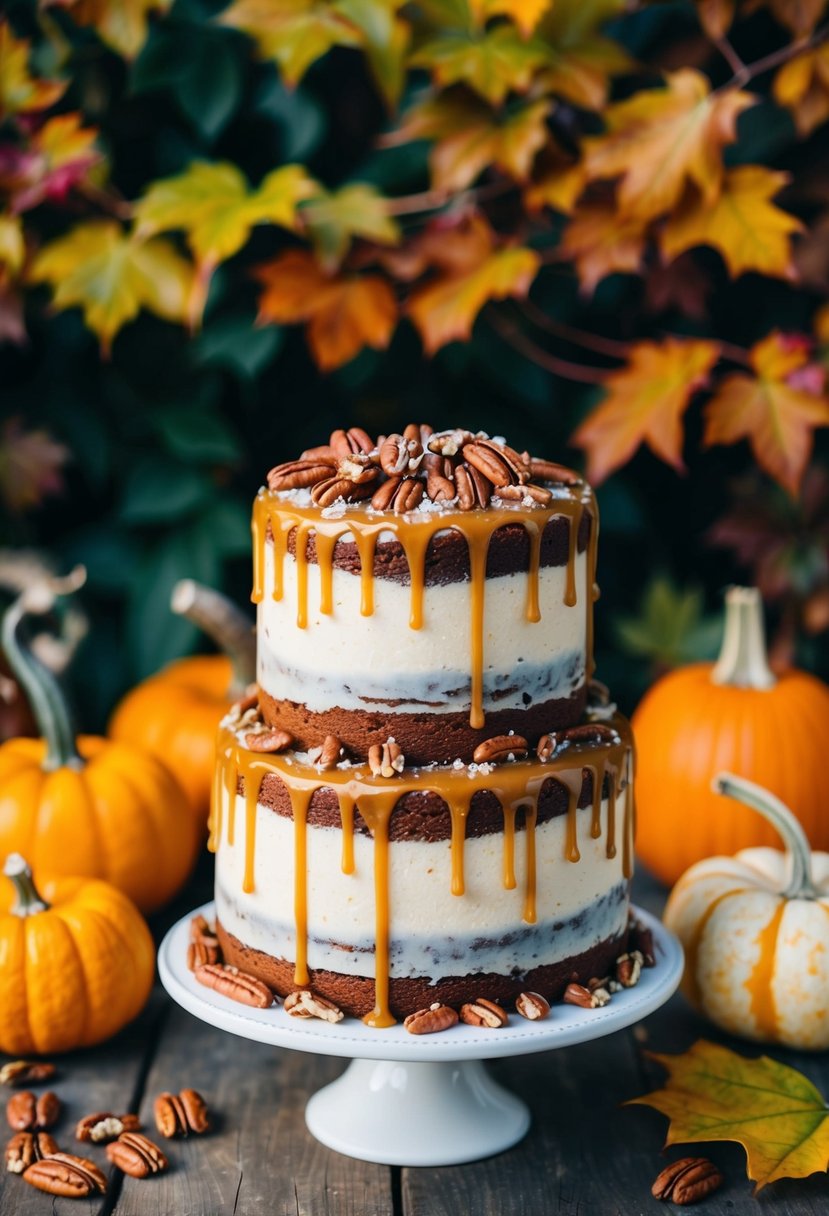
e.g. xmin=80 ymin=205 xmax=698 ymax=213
xmin=254 ymin=425 xmax=598 ymax=765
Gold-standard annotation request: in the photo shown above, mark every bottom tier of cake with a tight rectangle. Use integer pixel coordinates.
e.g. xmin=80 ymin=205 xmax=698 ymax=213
xmin=209 ymin=715 xmax=635 ymax=1024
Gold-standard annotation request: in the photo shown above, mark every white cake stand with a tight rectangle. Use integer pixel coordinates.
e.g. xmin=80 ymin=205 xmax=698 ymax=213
xmin=158 ymin=902 xmax=682 ymax=1167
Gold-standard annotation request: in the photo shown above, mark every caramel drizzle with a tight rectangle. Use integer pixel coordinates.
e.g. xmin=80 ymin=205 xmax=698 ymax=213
xmin=211 ymin=718 xmax=633 ymax=1027
xmin=252 ymin=490 xmax=597 ymax=729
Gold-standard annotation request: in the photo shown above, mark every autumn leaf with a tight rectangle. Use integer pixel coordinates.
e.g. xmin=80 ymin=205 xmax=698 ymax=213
xmin=45 ymin=0 xmax=173 ymax=59
xmin=335 ymin=0 xmax=410 ymax=107
xmin=704 ymin=330 xmax=829 ymax=496
xmin=29 ymin=220 xmax=194 ymax=353
xmin=757 ymin=0 xmax=828 ymax=38
xmin=524 ymin=145 xmax=587 ymax=214
xmin=537 ymin=0 xmax=633 ymax=110
xmin=1 ymin=112 xmax=102 ymax=213
xmin=660 ymin=166 xmax=802 ymax=280
xmin=0 ymin=417 xmax=70 ymax=511
xmin=0 ymin=214 xmax=25 ymax=276
xmin=254 ymin=248 xmax=397 ymax=370
xmin=394 ymin=92 xmax=550 ymax=192
xmin=560 ymin=201 xmax=648 ymax=294
xmin=695 ymin=0 xmax=735 ymax=39
xmin=0 ymin=22 xmax=65 ymax=117
xmin=406 ymin=220 xmax=539 ymax=353
xmin=410 ymin=25 xmax=548 ymax=105
xmin=774 ymin=45 xmax=829 ymax=138
xmin=572 ymin=337 xmax=720 ymax=482
xmin=475 ymin=0 xmax=551 ymax=36
xmin=582 ymin=68 xmax=755 ymax=221
xmin=629 ymin=1040 xmax=829 ymax=1191
xmin=300 ymin=183 xmax=399 ymax=271
xmin=364 ymin=211 xmax=496 ymax=281
xmin=218 ymin=0 xmax=362 ymax=88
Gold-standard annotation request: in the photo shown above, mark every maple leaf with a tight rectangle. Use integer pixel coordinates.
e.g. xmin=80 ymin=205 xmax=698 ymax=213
xmin=571 ymin=337 xmax=720 ymax=483
xmin=0 ymin=214 xmax=25 ymax=276
xmin=537 ymin=0 xmax=633 ymax=110
xmin=660 ymin=166 xmax=802 ymax=280
xmin=0 ymin=417 xmax=69 ymax=512
xmin=629 ymin=1040 xmax=829 ymax=1191
xmin=0 ymin=22 xmax=65 ymax=117
xmin=582 ymin=68 xmax=755 ymax=221
xmin=364 ymin=211 xmax=496 ymax=281
xmin=393 ymin=92 xmax=550 ymax=192
xmin=703 ymin=330 xmax=829 ymax=497
xmin=474 ymin=0 xmax=552 ymax=36
xmin=0 ymin=112 xmax=102 ymax=213
xmin=756 ymin=0 xmax=828 ymax=38
xmin=45 ymin=0 xmax=173 ymax=59
xmin=218 ymin=0 xmax=362 ymax=88
xmin=524 ymin=144 xmax=587 ymax=214
xmin=254 ymin=248 xmax=397 ymax=370
xmin=29 ymin=220 xmax=194 ymax=353
xmin=406 ymin=220 xmax=539 ymax=353
xmin=335 ymin=0 xmax=410 ymax=107
xmin=411 ymin=25 xmax=548 ymax=105
xmin=300 ymin=183 xmax=400 ymax=271
xmin=560 ymin=202 xmax=648 ymax=295
xmin=774 ymin=45 xmax=829 ymax=138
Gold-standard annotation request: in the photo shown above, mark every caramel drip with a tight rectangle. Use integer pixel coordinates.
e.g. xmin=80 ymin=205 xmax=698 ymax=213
xmin=352 ymin=792 xmax=397 ymax=1027
xmin=294 ymin=522 xmax=311 ymax=628
xmin=353 ymin=528 xmax=382 ymax=617
xmin=399 ymin=527 xmax=432 ymax=631
xmin=251 ymin=506 xmax=264 ymax=604
xmin=622 ymin=751 xmax=634 ymax=881
xmin=207 ymin=749 xmax=223 ymax=853
xmin=525 ymin=522 xmax=542 ymax=623
xmin=502 ymin=804 xmax=517 ymax=890
xmin=585 ymin=505 xmax=599 ymax=679
xmin=289 ymin=786 xmax=313 ymax=986
xmin=243 ymin=767 xmax=264 ymax=894
xmin=747 ymin=901 xmax=785 ymax=1041
xmin=521 ymin=800 xmax=538 ymax=923
xmin=224 ymin=748 xmax=237 ymax=846
xmin=564 ymin=502 xmax=583 ymax=608
xmin=589 ymin=759 xmax=606 ymax=840
xmin=270 ymin=517 xmax=291 ymax=602
xmin=554 ymin=769 xmax=583 ymax=863
xmin=315 ymin=531 xmax=339 ymax=616
xmin=606 ymin=770 xmax=617 ymax=860
xmin=338 ymin=793 xmax=356 ymax=875
xmin=448 ymin=792 xmax=473 ymax=896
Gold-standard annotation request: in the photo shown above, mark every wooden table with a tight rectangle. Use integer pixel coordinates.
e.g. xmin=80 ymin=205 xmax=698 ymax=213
xmin=3 ymin=860 xmax=828 ymax=1215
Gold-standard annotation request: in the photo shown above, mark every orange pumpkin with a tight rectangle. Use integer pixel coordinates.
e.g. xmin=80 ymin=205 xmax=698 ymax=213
xmin=634 ymin=586 xmax=829 ymax=885
xmin=0 ymin=853 xmax=155 ymax=1054
xmin=0 ymin=572 xmax=199 ymax=913
xmin=109 ymin=580 xmax=254 ymax=818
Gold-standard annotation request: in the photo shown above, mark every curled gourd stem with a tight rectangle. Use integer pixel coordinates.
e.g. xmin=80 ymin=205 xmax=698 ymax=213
xmin=3 ymin=854 xmax=49 ymax=916
xmin=171 ymin=580 xmax=255 ymax=697
xmin=1 ymin=568 xmax=86 ymax=771
xmin=711 ymin=587 xmax=776 ymax=690
xmin=714 ymin=772 xmax=819 ymax=900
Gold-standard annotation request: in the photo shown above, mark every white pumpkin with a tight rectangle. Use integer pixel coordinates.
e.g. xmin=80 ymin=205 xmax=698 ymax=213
xmin=664 ymin=772 xmax=829 ymax=1051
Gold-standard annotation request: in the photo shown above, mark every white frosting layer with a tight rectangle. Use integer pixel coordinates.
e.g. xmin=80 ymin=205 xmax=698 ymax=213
xmin=215 ymin=796 xmax=627 ymax=981
xmin=258 ymin=541 xmax=587 ymax=713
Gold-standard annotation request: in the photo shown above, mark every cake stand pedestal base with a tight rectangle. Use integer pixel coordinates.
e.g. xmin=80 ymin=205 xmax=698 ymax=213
xmin=306 ymin=1057 xmax=530 ymax=1166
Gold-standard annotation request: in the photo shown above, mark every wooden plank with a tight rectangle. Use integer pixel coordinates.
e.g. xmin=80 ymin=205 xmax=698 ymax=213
xmin=112 ymin=1003 xmax=394 ymax=1216
xmin=0 ymin=990 xmax=166 ymax=1216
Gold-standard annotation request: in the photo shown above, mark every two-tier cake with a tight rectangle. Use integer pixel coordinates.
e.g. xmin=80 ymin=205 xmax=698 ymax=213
xmin=208 ymin=425 xmax=634 ymax=1026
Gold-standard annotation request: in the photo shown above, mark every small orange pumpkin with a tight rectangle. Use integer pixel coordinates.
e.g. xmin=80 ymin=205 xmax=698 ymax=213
xmin=109 ymin=580 xmax=254 ymax=819
xmin=0 ymin=853 xmax=155 ymax=1054
xmin=0 ymin=572 xmax=199 ymax=913
xmin=634 ymin=586 xmax=829 ymax=885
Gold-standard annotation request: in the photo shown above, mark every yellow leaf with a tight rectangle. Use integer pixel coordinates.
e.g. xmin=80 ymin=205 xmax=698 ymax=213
xmin=301 ymin=183 xmax=400 ymax=271
xmin=335 ymin=0 xmax=410 ymax=107
xmin=537 ymin=0 xmax=632 ymax=110
xmin=571 ymin=337 xmax=720 ymax=482
xmin=524 ymin=146 xmax=587 ymax=214
xmin=395 ymin=93 xmax=550 ymax=192
xmin=255 ymin=248 xmax=397 ymax=370
xmin=774 ymin=45 xmax=829 ymax=138
xmin=816 ymin=302 xmax=829 ymax=343
xmin=628 ymin=1040 xmax=829 ymax=1191
xmin=29 ymin=220 xmax=193 ymax=352
xmin=583 ymin=68 xmax=755 ymax=221
xmin=703 ymin=330 xmax=829 ymax=496
xmin=560 ymin=202 xmax=647 ymax=295
xmin=475 ymin=0 xmax=552 ymax=37
xmin=407 ymin=224 xmax=539 ymax=353
xmin=661 ymin=166 xmax=802 ymax=280
xmin=0 ymin=21 xmax=65 ymax=116
xmin=0 ymin=213 xmax=25 ymax=276
xmin=411 ymin=25 xmax=548 ymax=105
xmin=218 ymin=0 xmax=362 ymax=87
xmin=50 ymin=0 xmax=174 ymax=59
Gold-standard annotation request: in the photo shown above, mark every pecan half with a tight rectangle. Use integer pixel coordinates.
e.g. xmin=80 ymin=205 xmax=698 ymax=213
xmin=561 ymin=723 xmax=621 ymax=747
xmin=6 ymin=1090 xmax=59 ymax=1132
xmin=495 ymin=483 xmax=553 ymax=506
xmin=424 ymin=456 xmax=456 ymax=503
xmin=652 ymin=1157 xmax=724 ymax=1205
xmin=5 ymin=1130 xmax=57 ymax=1173
xmin=299 ymin=443 xmax=336 ymax=461
xmin=536 ymin=733 xmax=561 ymax=762
xmin=455 ymin=461 xmax=492 ymax=510
xmin=228 ymin=687 xmax=259 ymax=718
xmin=379 ymin=433 xmax=423 ymax=477
xmin=330 ymin=427 xmax=375 ymax=458
xmin=187 ymin=938 xmax=221 ymax=970
xmin=371 ymin=475 xmax=424 ymax=514
xmin=244 ymin=728 xmax=293 ymax=753
xmin=459 ymin=999 xmax=508 ymax=1028
xmin=154 ymin=1089 xmax=209 ymax=1138
xmin=404 ymin=422 xmax=433 ymax=446
xmin=195 ymin=964 xmax=274 ymax=1009
xmin=427 ymin=429 xmax=474 ymax=457
xmin=463 ymin=439 xmax=528 ymax=487
xmin=267 ymin=457 xmax=336 ymax=492
xmin=0 ymin=1061 xmax=55 ymax=1089
xmin=284 ymin=990 xmax=344 ymax=1023
xmin=76 ymin=1112 xmax=140 ymax=1144
xmin=307 ymin=734 xmax=345 ymax=769
xmin=106 ymin=1132 xmax=168 ymax=1178
xmin=563 ymin=983 xmax=610 ymax=1009
xmin=311 ymin=475 xmax=376 ymax=509
xmin=473 ymin=735 xmax=528 ymax=764
xmin=615 ymin=951 xmax=644 ymax=989
xmin=515 ymin=991 xmax=551 ymax=1021
xmin=522 ymin=455 xmax=582 ymax=485
xmin=368 ymin=739 xmax=404 ymax=777
xmin=403 ymin=1003 xmax=459 ymax=1035
xmin=24 ymin=1153 xmax=107 ymax=1197
xmin=628 ymin=917 xmax=656 ymax=968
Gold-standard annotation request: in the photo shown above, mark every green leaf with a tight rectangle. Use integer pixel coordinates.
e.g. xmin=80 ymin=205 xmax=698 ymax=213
xmin=150 ymin=404 xmax=243 ymax=464
xmin=301 ymin=183 xmax=400 ymax=270
xmin=192 ymin=313 xmax=283 ymax=379
xmin=255 ymin=73 xmax=326 ymax=159
xmin=177 ymin=33 xmax=244 ymax=140
xmin=119 ymin=454 xmax=215 ymax=524
xmin=614 ymin=574 xmax=722 ymax=666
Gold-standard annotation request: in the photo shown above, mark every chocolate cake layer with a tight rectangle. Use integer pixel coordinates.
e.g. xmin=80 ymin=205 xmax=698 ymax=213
xmin=217 ymin=920 xmax=628 ymax=1019
xmin=259 ymin=685 xmax=588 ymax=766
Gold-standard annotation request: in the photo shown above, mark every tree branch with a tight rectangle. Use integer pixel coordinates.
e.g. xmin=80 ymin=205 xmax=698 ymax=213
xmin=487 ymin=308 xmax=609 ymax=385
xmin=715 ymin=35 xmax=746 ymax=79
xmin=519 ymin=298 xmax=630 ymax=360
xmin=717 ymin=22 xmax=829 ymax=93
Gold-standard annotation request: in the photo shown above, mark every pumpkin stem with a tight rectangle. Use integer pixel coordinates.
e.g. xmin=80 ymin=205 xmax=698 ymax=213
xmin=3 ymin=854 xmax=49 ymax=915
xmin=711 ymin=587 xmax=776 ymax=690
xmin=171 ymin=580 xmax=255 ymax=698
xmin=1 ymin=569 xmax=86 ymax=771
xmin=714 ymin=772 xmax=819 ymax=900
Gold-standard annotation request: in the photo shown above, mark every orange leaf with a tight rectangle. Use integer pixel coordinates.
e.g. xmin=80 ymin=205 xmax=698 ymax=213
xmin=0 ymin=22 xmax=65 ymax=117
xmin=756 ymin=0 xmax=827 ymax=38
xmin=660 ymin=166 xmax=802 ymax=280
xmin=695 ymin=0 xmax=735 ymax=39
xmin=703 ymin=331 xmax=829 ymax=497
xmin=572 ymin=337 xmax=720 ymax=482
xmin=582 ymin=68 xmax=755 ymax=221
xmin=475 ymin=0 xmax=551 ymax=36
xmin=560 ymin=201 xmax=647 ymax=294
xmin=774 ymin=45 xmax=829 ymax=138
xmin=254 ymin=249 xmax=396 ymax=371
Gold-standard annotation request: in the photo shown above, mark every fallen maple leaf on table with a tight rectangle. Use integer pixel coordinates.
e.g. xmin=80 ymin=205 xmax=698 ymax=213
xmin=571 ymin=337 xmax=719 ymax=483
xmin=704 ymin=330 xmax=829 ymax=497
xmin=629 ymin=1039 xmax=829 ymax=1191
